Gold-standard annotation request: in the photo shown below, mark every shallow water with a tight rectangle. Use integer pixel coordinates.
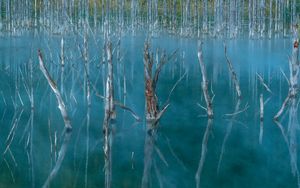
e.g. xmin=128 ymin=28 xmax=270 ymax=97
xmin=0 ymin=31 xmax=299 ymax=188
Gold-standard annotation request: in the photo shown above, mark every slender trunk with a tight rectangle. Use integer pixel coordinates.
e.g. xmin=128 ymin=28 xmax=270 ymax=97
xmin=106 ymin=41 xmax=116 ymax=119
xmin=38 ymin=50 xmax=72 ymax=130
xmin=197 ymin=43 xmax=214 ymax=118
xmin=269 ymin=0 xmax=273 ymax=38
xmin=249 ymin=0 xmax=253 ymax=37
xmin=224 ymin=44 xmax=242 ymax=98
xmin=93 ymin=0 xmax=97 ymax=28
xmin=203 ymin=0 xmax=208 ymax=32
xmin=60 ymin=38 xmax=65 ymax=95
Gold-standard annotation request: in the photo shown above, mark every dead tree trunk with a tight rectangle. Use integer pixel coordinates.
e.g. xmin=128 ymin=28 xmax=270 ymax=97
xmin=38 ymin=50 xmax=72 ymax=131
xmin=101 ymin=40 xmax=140 ymax=188
xmin=144 ymin=42 xmax=159 ymax=122
xmin=105 ymin=41 xmax=116 ymax=120
xmin=197 ymin=42 xmax=213 ymax=118
xmin=143 ymin=42 xmax=180 ymax=128
xmin=274 ymin=25 xmax=299 ymax=120
xmin=224 ymin=43 xmax=242 ymax=98
xmin=38 ymin=49 xmax=72 ymax=187
xmin=60 ymin=37 xmax=65 ymax=95
xmin=103 ymin=40 xmax=115 ymax=188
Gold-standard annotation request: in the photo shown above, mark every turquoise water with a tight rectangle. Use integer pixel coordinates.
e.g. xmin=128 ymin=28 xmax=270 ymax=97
xmin=0 ymin=32 xmax=299 ymax=188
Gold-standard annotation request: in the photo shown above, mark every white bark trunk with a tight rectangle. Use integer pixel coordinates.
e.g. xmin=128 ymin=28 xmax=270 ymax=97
xmin=197 ymin=43 xmax=214 ymax=118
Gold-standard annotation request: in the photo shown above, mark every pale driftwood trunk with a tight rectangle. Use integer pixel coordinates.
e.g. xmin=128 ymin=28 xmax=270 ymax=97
xmin=197 ymin=43 xmax=213 ymax=118
xmin=38 ymin=50 xmax=72 ymax=130
xmin=224 ymin=43 xmax=242 ymax=98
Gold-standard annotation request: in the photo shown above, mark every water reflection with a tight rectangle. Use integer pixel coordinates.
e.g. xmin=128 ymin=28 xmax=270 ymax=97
xmin=0 ymin=33 xmax=298 ymax=187
xmin=42 ymin=128 xmax=72 ymax=188
xmin=217 ymin=100 xmax=241 ymax=173
xmin=142 ymin=125 xmax=169 ymax=188
xmin=275 ymin=98 xmax=300 ymax=188
xmin=103 ymin=120 xmax=113 ymax=188
xmin=195 ymin=119 xmax=213 ymax=188
xmin=85 ymin=107 xmax=90 ymax=188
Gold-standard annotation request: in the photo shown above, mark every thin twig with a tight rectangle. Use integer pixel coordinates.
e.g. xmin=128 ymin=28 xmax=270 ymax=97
xmin=223 ymin=103 xmax=249 ymax=117
xmin=114 ymin=102 xmax=141 ymax=121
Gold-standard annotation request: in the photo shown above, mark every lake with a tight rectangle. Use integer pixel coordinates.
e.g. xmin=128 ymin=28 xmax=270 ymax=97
xmin=0 ymin=30 xmax=299 ymax=188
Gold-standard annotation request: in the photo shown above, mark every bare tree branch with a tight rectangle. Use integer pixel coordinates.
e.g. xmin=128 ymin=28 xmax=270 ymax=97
xmin=38 ymin=50 xmax=72 ymax=130
xmin=224 ymin=43 xmax=242 ymax=98
xmin=256 ymin=73 xmax=272 ymax=94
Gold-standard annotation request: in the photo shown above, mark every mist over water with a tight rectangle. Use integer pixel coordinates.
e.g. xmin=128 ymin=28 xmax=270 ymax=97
xmin=0 ymin=0 xmax=300 ymax=187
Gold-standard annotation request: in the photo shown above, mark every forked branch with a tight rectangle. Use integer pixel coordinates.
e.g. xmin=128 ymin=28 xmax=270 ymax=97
xmin=38 ymin=50 xmax=72 ymax=130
